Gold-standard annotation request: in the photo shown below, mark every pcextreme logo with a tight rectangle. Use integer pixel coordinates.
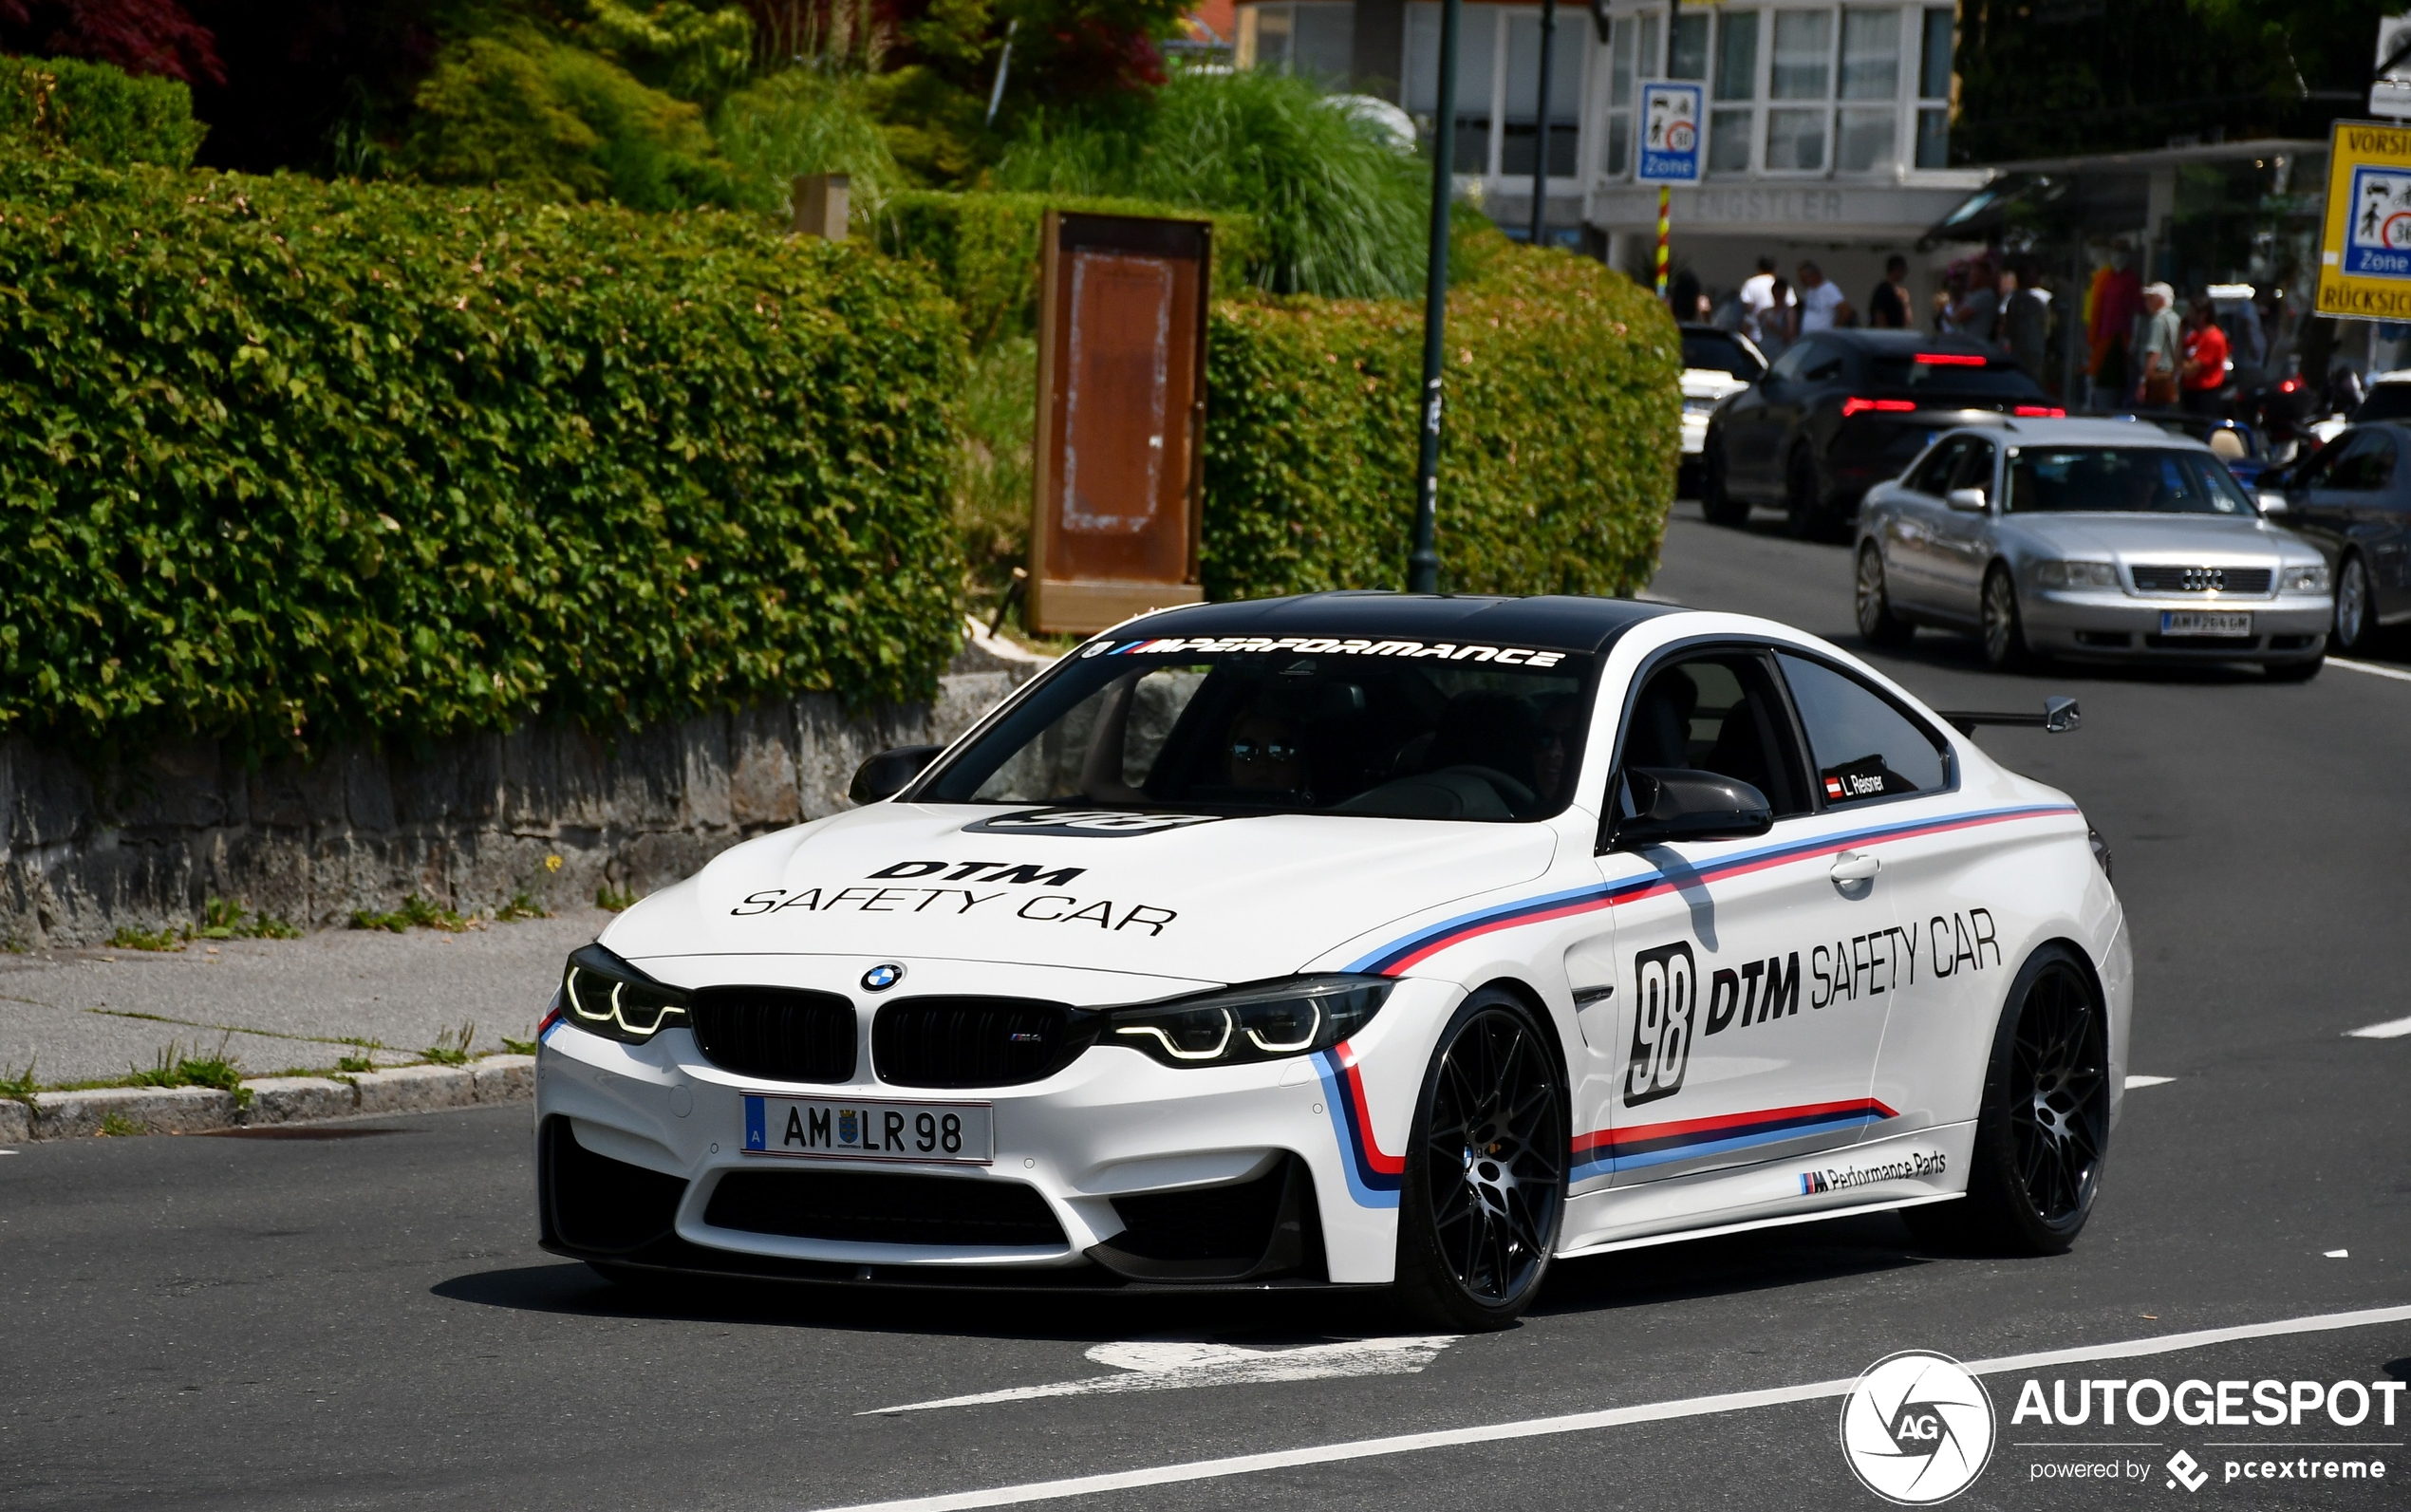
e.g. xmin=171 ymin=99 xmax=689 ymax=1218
xmin=1841 ymin=1351 xmax=1997 ymax=1504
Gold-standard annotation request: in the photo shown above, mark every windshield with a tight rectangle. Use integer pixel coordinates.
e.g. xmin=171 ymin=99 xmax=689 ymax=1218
xmin=919 ymin=639 xmax=1594 ymax=822
xmin=1867 ymin=357 xmax=2043 ymax=397
xmin=2006 ymin=447 xmax=2258 ymax=515
xmin=1682 ymin=331 xmax=1762 ymax=380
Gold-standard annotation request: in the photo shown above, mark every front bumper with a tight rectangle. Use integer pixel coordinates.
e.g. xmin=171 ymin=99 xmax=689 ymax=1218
xmin=533 ymin=975 xmax=1458 ymax=1289
xmin=2020 ymin=588 xmax=2332 ymax=662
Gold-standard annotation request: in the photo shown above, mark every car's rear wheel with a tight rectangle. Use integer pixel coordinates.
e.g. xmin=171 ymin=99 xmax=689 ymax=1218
xmin=2331 ymin=552 xmax=2377 ymax=655
xmin=1980 ymin=565 xmax=2034 ymax=671
xmin=1393 ymin=992 xmax=1565 ymax=1331
xmin=1855 ymin=543 xmax=1915 ymax=647
xmin=1783 ymin=446 xmax=1825 ymax=539
xmin=1700 ymin=439 xmax=1748 ymax=526
xmin=1908 ymin=945 xmax=2108 ymax=1256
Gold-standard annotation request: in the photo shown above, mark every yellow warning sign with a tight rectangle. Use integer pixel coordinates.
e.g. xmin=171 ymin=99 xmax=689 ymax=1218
xmin=2320 ymin=121 xmax=2411 ymax=321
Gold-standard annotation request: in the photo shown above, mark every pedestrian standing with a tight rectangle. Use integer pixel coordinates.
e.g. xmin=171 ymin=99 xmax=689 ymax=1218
xmin=1869 ymin=254 xmax=1912 ymax=329
xmin=1950 ymin=259 xmax=2002 ymax=345
xmin=2136 ymin=282 xmax=2181 ymax=408
xmin=1739 ymin=255 xmax=1779 ymax=338
xmin=2088 ymin=246 xmax=2141 ymax=409
xmin=1670 ymin=267 xmax=1707 ymax=324
xmin=1754 ymin=276 xmax=1796 ymax=357
xmin=2003 ymin=259 xmax=2048 ymax=376
xmin=1795 ymin=260 xmax=1854 ymax=333
xmin=2179 ymin=295 xmax=2230 ymax=417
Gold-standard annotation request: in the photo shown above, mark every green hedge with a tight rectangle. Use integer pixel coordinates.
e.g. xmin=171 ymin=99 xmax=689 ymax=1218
xmin=0 ymin=148 xmax=966 ymax=758
xmin=1203 ymin=231 xmax=1680 ymax=600
xmin=0 ymin=56 xmax=206 ymax=169
xmin=877 ymin=190 xmax=1261 ymax=352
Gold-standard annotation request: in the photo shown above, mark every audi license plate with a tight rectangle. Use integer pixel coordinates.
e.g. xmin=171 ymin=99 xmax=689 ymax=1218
xmin=741 ymin=1093 xmax=993 ymax=1164
xmin=2160 ymin=610 xmax=2252 ymax=637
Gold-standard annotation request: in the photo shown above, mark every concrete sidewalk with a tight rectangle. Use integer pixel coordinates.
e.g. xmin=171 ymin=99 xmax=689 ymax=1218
xmin=0 ymin=907 xmax=607 ymax=1087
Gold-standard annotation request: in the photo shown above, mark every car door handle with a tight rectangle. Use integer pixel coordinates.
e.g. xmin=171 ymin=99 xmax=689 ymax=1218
xmin=1829 ymin=850 xmax=1881 ymax=884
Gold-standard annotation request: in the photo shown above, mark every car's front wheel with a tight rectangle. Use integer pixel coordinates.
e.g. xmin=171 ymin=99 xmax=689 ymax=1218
xmin=1980 ymin=565 xmax=2034 ymax=671
xmin=1856 ymin=543 xmax=1915 ymax=647
xmin=1700 ymin=439 xmax=1748 ymax=526
xmin=1909 ymin=944 xmax=2109 ymax=1256
xmin=1393 ymin=992 xmax=1566 ymax=1331
xmin=2331 ymin=552 xmax=2377 ymax=655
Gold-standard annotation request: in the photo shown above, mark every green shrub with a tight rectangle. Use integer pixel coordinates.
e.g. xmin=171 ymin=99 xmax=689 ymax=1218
xmin=0 ymin=56 xmax=206 ymax=169
xmin=1203 ymin=232 xmax=1681 ymax=601
xmin=994 ymin=69 xmax=1430 ymax=299
xmin=877 ymin=188 xmax=1261 ymax=351
xmin=399 ymin=26 xmax=742 ymax=210
xmin=714 ymin=67 xmax=904 ymax=218
xmin=0 ymin=150 xmax=967 ymax=760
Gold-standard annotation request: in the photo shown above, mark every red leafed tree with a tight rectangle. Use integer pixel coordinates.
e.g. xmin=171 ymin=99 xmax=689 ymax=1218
xmin=0 ymin=0 xmax=224 ymax=84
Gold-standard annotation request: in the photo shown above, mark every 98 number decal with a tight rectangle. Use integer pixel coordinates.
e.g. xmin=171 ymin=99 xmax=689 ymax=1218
xmin=1625 ymin=941 xmax=1696 ymax=1106
xmin=915 ymin=1111 xmax=964 ymax=1155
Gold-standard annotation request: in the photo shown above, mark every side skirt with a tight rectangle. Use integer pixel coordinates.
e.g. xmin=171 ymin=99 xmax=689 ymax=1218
xmin=1554 ymin=1191 xmax=1961 ymax=1260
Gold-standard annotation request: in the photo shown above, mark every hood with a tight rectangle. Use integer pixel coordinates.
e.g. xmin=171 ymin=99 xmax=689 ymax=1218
xmin=601 ymin=802 xmax=1560 ymax=990
xmin=1999 ymin=513 xmax=2316 ymax=563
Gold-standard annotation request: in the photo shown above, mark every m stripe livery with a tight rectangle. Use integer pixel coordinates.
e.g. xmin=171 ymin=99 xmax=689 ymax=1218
xmin=1314 ymin=1044 xmax=1404 ymax=1208
xmin=1347 ymin=803 xmax=2077 ymax=976
xmin=1568 ymin=1098 xmax=1898 ymax=1182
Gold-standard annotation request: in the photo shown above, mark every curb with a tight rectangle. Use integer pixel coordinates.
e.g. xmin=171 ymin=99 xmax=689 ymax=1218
xmin=0 ymin=1055 xmax=534 ymax=1142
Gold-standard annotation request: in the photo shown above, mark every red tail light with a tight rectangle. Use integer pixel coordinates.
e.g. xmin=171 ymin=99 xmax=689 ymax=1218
xmin=1914 ymin=351 xmax=1989 ymax=366
xmin=2012 ymin=405 xmax=2066 ymax=417
xmin=1841 ymin=397 xmax=1918 ymax=417
xmin=2278 ymin=377 xmax=2303 ymax=393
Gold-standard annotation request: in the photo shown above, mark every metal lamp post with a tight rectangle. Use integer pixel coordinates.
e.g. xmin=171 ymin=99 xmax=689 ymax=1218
xmin=1408 ymin=0 xmax=1461 ymax=595
xmin=1529 ymin=0 xmax=1556 ymax=247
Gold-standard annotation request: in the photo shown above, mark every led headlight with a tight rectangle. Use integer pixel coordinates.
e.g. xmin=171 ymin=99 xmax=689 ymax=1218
xmin=2278 ymin=562 xmax=2330 ymax=593
xmin=559 ymin=943 xmax=691 ymax=1043
xmin=1106 ymin=976 xmax=1392 ymax=1069
xmin=2034 ymin=560 xmax=2121 ymax=589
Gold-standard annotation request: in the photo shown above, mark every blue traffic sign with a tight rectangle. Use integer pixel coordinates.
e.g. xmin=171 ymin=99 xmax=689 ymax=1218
xmin=1637 ymin=82 xmax=1704 ymax=184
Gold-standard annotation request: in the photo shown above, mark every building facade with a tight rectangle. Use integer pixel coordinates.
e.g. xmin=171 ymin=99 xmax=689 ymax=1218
xmin=1235 ymin=0 xmax=1988 ymax=306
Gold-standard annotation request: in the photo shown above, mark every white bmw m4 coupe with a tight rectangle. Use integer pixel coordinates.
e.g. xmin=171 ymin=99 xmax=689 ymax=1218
xmin=536 ymin=593 xmax=2130 ymax=1328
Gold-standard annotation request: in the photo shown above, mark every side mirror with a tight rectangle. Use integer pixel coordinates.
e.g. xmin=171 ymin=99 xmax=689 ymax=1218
xmin=1603 ymin=768 xmax=1774 ymax=851
xmin=850 ymin=744 xmax=943 ymax=805
xmin=1945 ymin=486 xmax=1990 ymax=513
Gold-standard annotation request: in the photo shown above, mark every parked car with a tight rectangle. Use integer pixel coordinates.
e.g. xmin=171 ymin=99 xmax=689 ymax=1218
xmin=2255 ymin=420 xmax=2411 ymax=655
xmin=1702 ymin=330 xmax=2062 ymax=539
xmin=1854 ymin=417 xmax=2332 ymax=679
xmin=1676 ymin=325 xmax=1765 ymax=496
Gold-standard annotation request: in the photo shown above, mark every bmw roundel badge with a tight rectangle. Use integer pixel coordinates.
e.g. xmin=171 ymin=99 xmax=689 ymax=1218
xmin=861 ymin=962 xmax=906 ymax=993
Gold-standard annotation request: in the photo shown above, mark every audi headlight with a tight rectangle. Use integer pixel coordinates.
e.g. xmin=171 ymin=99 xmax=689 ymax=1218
xmin=2034 ymin=560 xmax=2121 ymax=590
xmin=1106 ymin=976 xmax=1392 ymax=1069
xmin=2279 ymin=562 xmax=2330 ymax=593
xmin=559 ymin=943 xmax=691 ymax=1043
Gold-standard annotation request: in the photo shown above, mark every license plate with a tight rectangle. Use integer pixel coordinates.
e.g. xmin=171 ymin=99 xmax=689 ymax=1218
xmin=2160 ymin=610 xmax=2252 ymax=637
xmin=741 ymin=1093 xmax=993 ymax=1165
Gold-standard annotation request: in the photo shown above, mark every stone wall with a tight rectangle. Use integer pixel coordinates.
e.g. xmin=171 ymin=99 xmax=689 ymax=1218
xmin=0 ymin=622 xmax=1053 ymax=947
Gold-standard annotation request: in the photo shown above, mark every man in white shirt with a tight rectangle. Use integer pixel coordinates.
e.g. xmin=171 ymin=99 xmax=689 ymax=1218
xmin=1739 ymin=255 xmax=1779 ymax=329
xmin=1795 ymin=260 xmax=1854 ymax=333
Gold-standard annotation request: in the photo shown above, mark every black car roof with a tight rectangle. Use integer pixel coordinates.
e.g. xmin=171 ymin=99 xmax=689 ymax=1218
xmin=1112 ymin=591 xmax=1681 ymax=654
xmin=1810 ymin=330 xmax=1998 ymax=357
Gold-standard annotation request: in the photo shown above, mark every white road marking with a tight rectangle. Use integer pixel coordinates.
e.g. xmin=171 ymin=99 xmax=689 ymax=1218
xmin=2346 ymin=1014 xmax=2411 ymax=1039
xmin=2327 ymin=1249 xmax=2350 ymax=1259
xmin=2329 ymin=656 xmax=2411 ymax=684
xmin=2122 ymin=1075 xmax=2176 ymax=1089
xmin=862 ymin=1336 xmax=1459 ymax=1416
xmin=810 ymin=1304 xmax=2411 ymax=1512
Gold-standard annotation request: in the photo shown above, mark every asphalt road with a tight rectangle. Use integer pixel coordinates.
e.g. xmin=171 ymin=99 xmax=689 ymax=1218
xmin=6 ymin=503 xmax=2407 ymax=1512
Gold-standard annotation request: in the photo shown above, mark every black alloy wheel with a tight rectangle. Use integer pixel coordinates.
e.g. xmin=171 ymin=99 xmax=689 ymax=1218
xmin=1783 ymin=446 xmax=1825 ymax=539
xmin=1855 ymin=543 xmax=1915 ymax=647
xmin=1394 ymin=993 xmax=1566 ymax=1330
xmin=1909 ymin=945 xmax=2109 ymax=1256
xmin=1700 ymin=439 xmax=1748 ymax=526
xmin=2331 ymin=553 xmax=2377 ymax=655
xmin=1980 ymin=565 xmax=2033 ymax=671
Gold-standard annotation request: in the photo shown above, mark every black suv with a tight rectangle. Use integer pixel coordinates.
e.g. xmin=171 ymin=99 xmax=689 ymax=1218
xmin=1701 ymin=330 xmax=2057 ymax=537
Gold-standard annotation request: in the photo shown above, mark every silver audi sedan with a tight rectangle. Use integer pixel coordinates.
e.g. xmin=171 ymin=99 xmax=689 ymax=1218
xmin=1853 ymin=418 xmax=2333 ymax=679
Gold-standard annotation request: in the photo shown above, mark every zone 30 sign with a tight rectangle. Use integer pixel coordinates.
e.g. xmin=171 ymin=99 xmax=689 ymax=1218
xmin=2319 ymin=120 xmax=2411 ymax=320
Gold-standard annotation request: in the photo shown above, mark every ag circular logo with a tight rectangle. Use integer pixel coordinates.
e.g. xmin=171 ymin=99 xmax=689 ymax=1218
xmin=861 ymin=962 xmax=906 ymax=993
xmin=1839 ymin=1350 xmax=1995 ymax=1504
